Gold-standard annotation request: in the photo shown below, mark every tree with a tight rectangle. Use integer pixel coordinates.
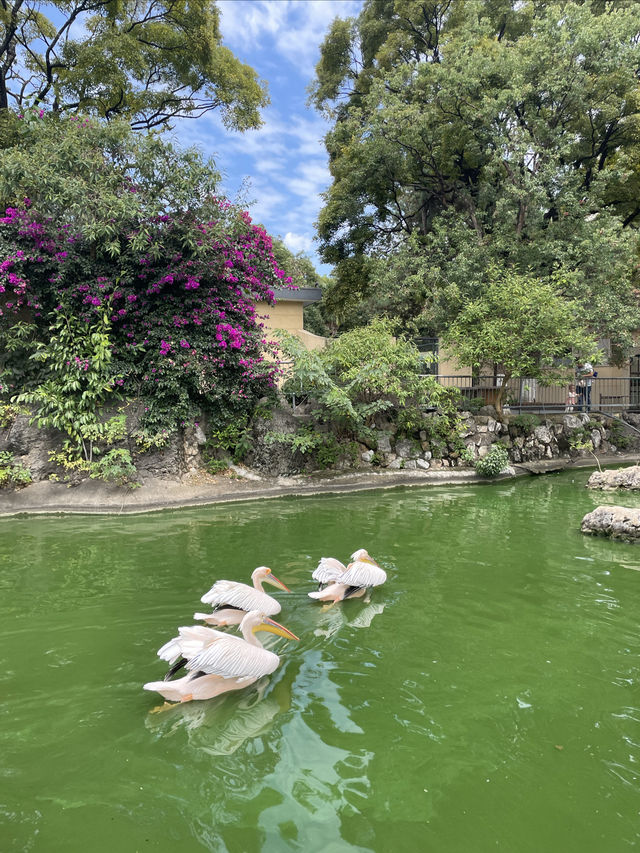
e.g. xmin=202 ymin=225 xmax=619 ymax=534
xmin=277 ymin=318 xmax=451 ymax=432
xmin=0 ymin=0 xmax=268 ymax=130
xmin=311 ymin=0 xmax=640 ymax=354
xmin=443 ymin=267 xmax=598 ymax=415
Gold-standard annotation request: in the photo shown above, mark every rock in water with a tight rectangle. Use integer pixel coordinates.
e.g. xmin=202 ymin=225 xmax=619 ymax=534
xmin=581 ymin=505 xmax=640 ymax=541
xmin=586 ymin=466 xmax=640 ymax=491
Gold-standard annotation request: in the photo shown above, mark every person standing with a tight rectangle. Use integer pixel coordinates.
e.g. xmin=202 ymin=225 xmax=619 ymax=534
xmin=575 ymin=361 xmax=594 ymax=412
xmin=565 ymin=383 xmax=578 ymax=412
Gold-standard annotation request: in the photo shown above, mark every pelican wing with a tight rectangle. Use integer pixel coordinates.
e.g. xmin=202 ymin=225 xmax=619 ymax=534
xmin=340 ymin=560 xmax=387 ymax=588
xmin=157 ymin=625 xmax=227 ymax=662
xmin=200 ymin=579 xmax=279 ymax=614
xmin=312 ymin=557 xmax=347 ymax=584
xmin=186 ymin=636 xmax=280 ymax=680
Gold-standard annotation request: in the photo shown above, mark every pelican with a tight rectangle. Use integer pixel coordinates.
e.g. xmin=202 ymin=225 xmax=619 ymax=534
xmin=143 ymin=610 xmax=299 ymax=703
xmin=194 ymin=566 xmax=290 ymax=626
xmin=309 ymin=548 xmax=387 ymax=603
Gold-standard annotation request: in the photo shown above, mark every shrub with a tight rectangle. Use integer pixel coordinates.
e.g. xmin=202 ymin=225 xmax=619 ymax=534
xmin=457 ymin=395 xmax=485 ymax=414
xmin=0 ymin=451 xmax=32 ymax=487
xmin=89 ymin=449 xmax=138 ymax=487
xmin=474 ymin=443 xmax=509 ymax=477
xmin=608 ymin=420 xmax=632 ymax=450
xmin=277 ymin=319 xmax=452 ymax=434
xmin=511 ymin=413 xmax=541 ymax=431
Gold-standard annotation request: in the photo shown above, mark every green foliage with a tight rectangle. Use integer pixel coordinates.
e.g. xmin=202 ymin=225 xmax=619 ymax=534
xmin=607 ymin=420 xmax=632 ymax=450
xmin=204 ymin=457 xmax=231 ymax=475
xmin=0 ymin=402 xmax=27 ymax=428
xmin=312 ymin=0 xmax=640 ymax=354
xmin=0 ymin=451 xmax=32 ymax=488
xmin=474 ymin=444 xmax=510 ymax=478
xmin=206 ymin=420 xmax=252 ymax=464
xmin=88 ymin=449 xmax=138 ymax=487
xmin=0 ymin=2 xmax=268 ymax=131
xmin=132 ymin=428 xmax=171 ymax=453
xmin=0 ymin=320 xmax=38 ymax=399
xmin=264 ymin=427 xmax=324 ymax=455
xmin=458 ymin=396 xmax=485 ymax=415
xmin=49 ymin=445 xmax=138 ymax=487
xmin=14 ymin=310 xmax=120 ymax=461
xmin=264 ymin=427 xmax=342 ymax=470
xmin=568 ymin=421 xmax=601 ymax=453
xmin=511 ymin=413 xmax=542 ymax=431
xmin=444 ymin=267 xmax=598 ymax=413
xmin=278 ymin=318 xmax=451 ymax=434
xmin=0 ymin=116 xmax=221 ymax=241
xmin=459 ymin=446 xmax=475 ymax=466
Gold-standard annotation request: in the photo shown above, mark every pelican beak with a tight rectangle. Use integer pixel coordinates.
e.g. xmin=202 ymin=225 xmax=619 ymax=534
xmin=265 ymin=572 xmax=291 ymax=592
xmin=258 ymin=617 xmax=299 ymax=641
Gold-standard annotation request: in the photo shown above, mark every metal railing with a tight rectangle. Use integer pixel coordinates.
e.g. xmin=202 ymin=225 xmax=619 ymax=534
xmin=432 ymin=375 xmax=640 ymax=413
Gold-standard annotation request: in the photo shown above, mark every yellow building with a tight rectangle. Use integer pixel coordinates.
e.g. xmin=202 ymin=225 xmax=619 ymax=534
xmin=256 ymin=287 xmax=327 ymax=351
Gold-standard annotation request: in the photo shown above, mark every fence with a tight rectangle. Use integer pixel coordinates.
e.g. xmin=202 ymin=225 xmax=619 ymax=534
xmin=279 ymin=359 xmax=640 ymax=415
xmin=433 ymin=375 xmax=640 ymax=413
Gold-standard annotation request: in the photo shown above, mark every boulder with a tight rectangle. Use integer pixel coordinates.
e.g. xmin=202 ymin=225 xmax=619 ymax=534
xmin=395 ymin=438 xmax=418 ymax=459
xmin=563 ymin=414 xmax=583 ymax=430
xmin=586 ymin=466 xmax=640 ymax=491
xmin=245 ymin=408 xmax=307 ymax=476
xmin=376 ymin=433 xmax=393 ymax=454
xmin=581 ymin=505 xmax=640 ymax=541
xmin=533 ymin=425 xmax=552 ymax=445
xmin=1 ymin=414 xmax=61 ymax=480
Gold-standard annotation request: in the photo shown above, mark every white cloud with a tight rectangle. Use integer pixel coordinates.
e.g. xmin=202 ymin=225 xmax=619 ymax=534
xmin=283 ymin=231 xmax=315 ymax=253
xmin=218 ymin=0 xmax=362 ymax=76
xmin=169 ymin=0 xmax=360 ymax=272
xmin=281 ymin=160 xmax=330 ymax=198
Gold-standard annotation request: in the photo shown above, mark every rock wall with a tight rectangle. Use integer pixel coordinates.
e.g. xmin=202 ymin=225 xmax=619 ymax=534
xmin=351 ymin=410 xmax=635 ymax=473
xmin=2 ymin=403 xmax=639 ymax=486
xmin=1 ymin=407 xmax=195 ymax=484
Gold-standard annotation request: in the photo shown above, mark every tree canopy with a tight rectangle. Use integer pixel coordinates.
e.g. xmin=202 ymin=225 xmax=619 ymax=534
xmin=311 ymin=0 xmax=640 ymax=355
xmin=0 ymin=0 xmax=268 ymax=130
xmin=443 ymin=266 xmax=598 ymax=414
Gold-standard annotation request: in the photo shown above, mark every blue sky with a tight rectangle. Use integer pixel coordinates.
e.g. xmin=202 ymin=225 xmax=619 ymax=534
xmin=172 ymin=0 xmax=362 ymax=275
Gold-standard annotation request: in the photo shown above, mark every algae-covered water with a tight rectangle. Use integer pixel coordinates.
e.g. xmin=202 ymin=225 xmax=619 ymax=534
xmin=1 ymin=470 xmax=640 ymax=852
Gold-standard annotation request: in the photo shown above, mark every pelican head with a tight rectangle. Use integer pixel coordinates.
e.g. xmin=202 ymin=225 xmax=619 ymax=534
xmin=251 ymin=566 xmax=291 ymax=592
xmin=241 ymin=610 xmax=299 ymax=641
xmin=350 ymin=548 xmax=376 ymax=564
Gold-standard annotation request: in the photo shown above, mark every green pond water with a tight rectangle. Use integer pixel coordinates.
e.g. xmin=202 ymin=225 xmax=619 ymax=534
xmin=2 ymin=470 xmax=640 ymax=852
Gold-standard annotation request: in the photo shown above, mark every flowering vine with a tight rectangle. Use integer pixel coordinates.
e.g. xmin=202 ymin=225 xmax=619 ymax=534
xmin=0 ymin=196 xmax=293 ymax=430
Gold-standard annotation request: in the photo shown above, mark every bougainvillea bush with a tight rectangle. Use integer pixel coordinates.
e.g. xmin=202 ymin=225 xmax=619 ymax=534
xmin=0 ymin=113 xmax=292 ymax=447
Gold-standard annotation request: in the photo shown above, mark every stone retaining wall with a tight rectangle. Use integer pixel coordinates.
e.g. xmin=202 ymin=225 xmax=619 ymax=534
xmin=2 ymin=404 xmax=639 ymax=485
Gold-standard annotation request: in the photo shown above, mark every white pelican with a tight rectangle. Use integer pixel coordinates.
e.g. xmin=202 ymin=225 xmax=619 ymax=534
xmin=194 ymin=566 xmax=290 ymax=626
xmin=143 ymin=610 xmax=299 ymax=703
xmin=309 ymin=549 xmax=387 ymax=603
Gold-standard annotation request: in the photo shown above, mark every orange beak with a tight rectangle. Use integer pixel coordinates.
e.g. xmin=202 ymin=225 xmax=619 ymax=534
xmin=265 ymin=573 xmax=291 ymax=593
xmin=258 ymin=616 xmax=299 ymax=641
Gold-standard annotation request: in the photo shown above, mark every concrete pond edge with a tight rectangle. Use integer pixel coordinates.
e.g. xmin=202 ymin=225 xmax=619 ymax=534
xmin=2 ymin=453 xmax=639 ymax=518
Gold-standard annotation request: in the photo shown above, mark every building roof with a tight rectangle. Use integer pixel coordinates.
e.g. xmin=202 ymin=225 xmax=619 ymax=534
xmin=272 ymin=287 xmax=322 ymax=305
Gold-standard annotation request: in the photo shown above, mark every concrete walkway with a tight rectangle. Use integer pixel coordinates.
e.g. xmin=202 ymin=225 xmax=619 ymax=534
xmin=1 ymin=454 xmax=637 ymax=517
